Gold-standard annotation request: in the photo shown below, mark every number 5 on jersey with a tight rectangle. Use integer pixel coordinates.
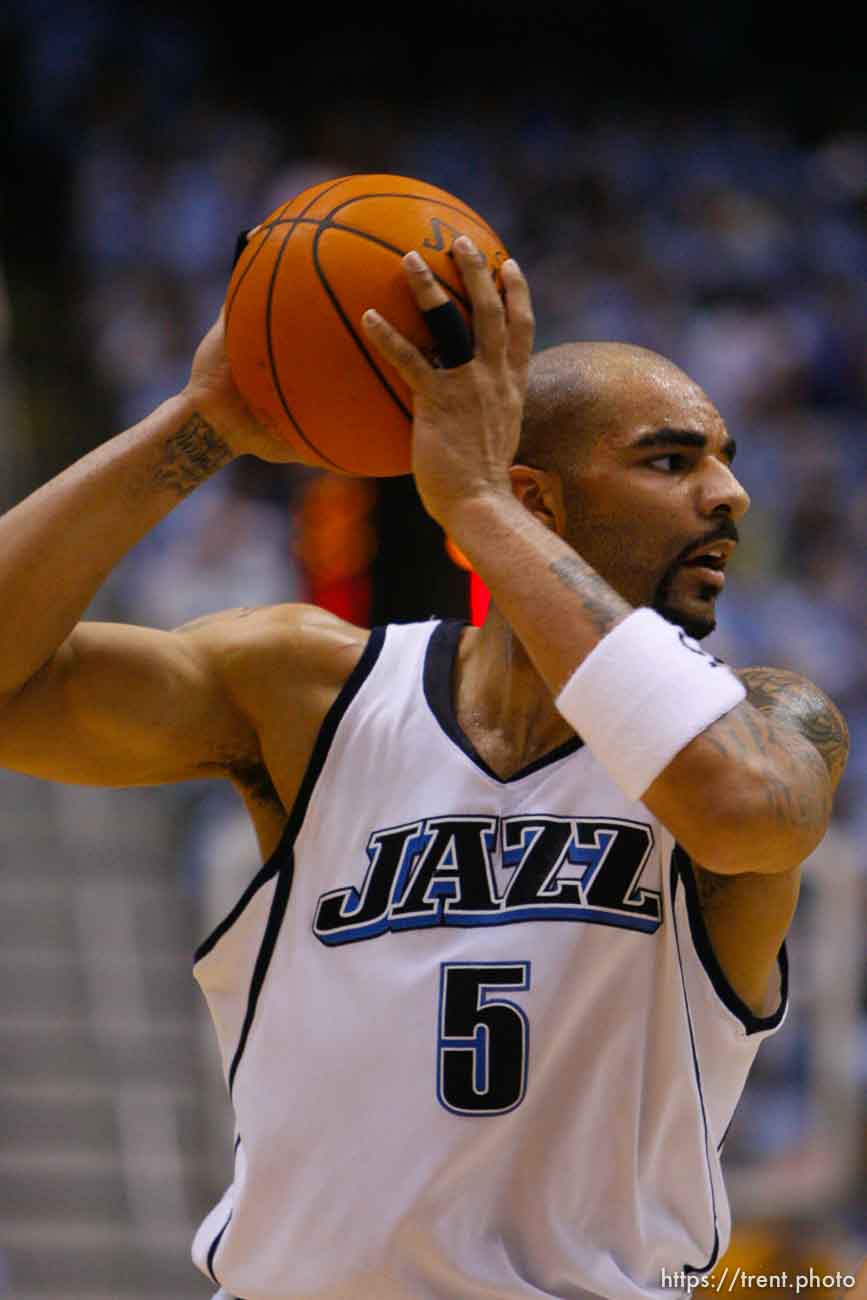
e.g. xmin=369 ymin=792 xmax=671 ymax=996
xmin=437 ymin=962 xmax=531 ymax=1115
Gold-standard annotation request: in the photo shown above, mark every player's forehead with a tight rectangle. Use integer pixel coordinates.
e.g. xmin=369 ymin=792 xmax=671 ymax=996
xmin=588 ymin=360 xmax=728 ymax=456
xmin=522 ymin=342 xmax=731 ymax=467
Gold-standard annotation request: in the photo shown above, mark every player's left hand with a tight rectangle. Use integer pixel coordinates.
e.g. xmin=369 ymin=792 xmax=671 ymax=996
xmin=361 ymin=237 xmax=534 ymax=532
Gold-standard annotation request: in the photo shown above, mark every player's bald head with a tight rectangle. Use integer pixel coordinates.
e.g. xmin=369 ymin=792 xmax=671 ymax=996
xmin=516 ymin=341 xmax=708 ymax=477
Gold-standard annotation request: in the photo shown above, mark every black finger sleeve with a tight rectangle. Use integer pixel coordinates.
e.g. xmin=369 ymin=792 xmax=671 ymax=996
xmin=231 ymin=228 xmax=253 ymax=272
xmin=422 ymin=301 xmax=474 ymax=369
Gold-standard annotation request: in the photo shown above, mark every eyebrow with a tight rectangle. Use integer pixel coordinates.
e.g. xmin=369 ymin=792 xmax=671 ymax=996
xmin=632 ymin=428 xmax=737 ymax=463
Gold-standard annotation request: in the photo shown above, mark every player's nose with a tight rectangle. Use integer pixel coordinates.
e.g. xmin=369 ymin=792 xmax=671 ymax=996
xmin=698 ymin=457 xmax=751 ymax=521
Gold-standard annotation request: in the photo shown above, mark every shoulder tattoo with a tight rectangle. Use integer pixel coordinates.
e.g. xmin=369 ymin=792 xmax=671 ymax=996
xmin=737 ymin=666 xmax=850 ymax=791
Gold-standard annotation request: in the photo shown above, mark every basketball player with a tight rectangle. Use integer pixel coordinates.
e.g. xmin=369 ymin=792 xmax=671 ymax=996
xmin=0 ymin=239 xmax=848 ymax=1300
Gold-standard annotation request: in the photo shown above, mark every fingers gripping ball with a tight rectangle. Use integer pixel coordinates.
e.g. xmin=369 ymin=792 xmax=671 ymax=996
xmin=224 ymin=174 xmax=509 ymax=477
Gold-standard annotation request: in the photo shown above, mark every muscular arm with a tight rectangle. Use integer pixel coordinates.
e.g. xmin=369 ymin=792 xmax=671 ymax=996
xmin=0 ymin=602 xmax=358 ymax=793
xmin=0 ymin=313 xmax=303 ymax=791
xmin=0 ymin=609 xmax=259 ymax=787
xmin=648 ymin=665 xmax=849 ymax=874
xmin=363 ymin=240 xmax=848 ymax=881
xmin=734 ymin=666 xmax=850 ymax=793
xmin=670 ymin=670 xmax=847 ymax=894
xmin=0 ymin=390 xmax=252 ymax=786
xmin=443 ymin=493 xmax=848 ymax=877
xmin=0 ymin=397 xmax=235 ymax=705
xmin=686 ymin=668 xmax=848 ymax=1014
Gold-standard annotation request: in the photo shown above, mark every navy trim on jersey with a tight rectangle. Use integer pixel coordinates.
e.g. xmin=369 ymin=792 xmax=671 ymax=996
xmin=673 ymin=844 xmax=789 ymax=1036
xmin=193 ymin=625 xmax=387 ymax=965
xmin=669 ymin=854 xmax=720 ymax=1276
xmin=228 ymin=863 xmax=293 ymax=1093
xmin=222 ymin=625 xmax=388 ymax=1096
xmin=717 ymin=1115 xmax=734 ymax=1154
xmin=424 ymin=619 xmax=583 ymax=783
xmin=194 ymin=854 xmax=285 ymax=966
xmin=206 ymin=1209 xmax=232 ymax=1285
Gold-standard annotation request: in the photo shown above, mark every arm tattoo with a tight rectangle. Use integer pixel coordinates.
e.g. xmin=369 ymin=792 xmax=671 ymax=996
xmin=152 ymin=413 xmax=234 ymax=499
xmin=700 ymin=666 xmax=848 ymax=836
xmin=548 ymin=555 xmax=631 ymax=635
xmin=737 ymin=666 xmax=850 ymax=791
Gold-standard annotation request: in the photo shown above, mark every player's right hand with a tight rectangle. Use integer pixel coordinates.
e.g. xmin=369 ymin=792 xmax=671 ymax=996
xmin=362 ymin=239 xmax=533 ymax=533
xmin=184 ymin=311 xmax=303 ymax=465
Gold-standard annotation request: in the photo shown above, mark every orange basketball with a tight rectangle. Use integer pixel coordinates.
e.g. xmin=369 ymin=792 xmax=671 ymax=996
xmin=224 ymin=174 xmax=509 ymax=477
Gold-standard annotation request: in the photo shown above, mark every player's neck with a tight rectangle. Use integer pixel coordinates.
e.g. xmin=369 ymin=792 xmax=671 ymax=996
xmin=454 ymin=605 xmax=576 ymax=770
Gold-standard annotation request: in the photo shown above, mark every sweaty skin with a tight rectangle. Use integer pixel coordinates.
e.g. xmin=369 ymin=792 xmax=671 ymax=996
xmin=362 ymin=239 xmax=849 ymax=1015
xmin=0 ymin=249 xmax=848 ymax=1029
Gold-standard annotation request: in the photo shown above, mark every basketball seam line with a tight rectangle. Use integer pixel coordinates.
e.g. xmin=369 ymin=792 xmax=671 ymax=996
xmin=225 ymin=176 xmax=349 ymax=327
xmin=238 ymin=182 xmax=503 ymax=473
xmin=259 ymin=188 xmax=500 ymax=247
xmin=263 ymin=182 xmax=350 ymax=468
xmin=225 ymin=206 xmax=289 ymax=330
xmin=251 ymin=213 xmax=477 ymax=309
xmin=311 ymin=222 xmax=414 ymax=432
xmin=305 ymin=187 xmax=503 ymax=441
xmin=320 ymin=188 xmax=503 ymax=246
xmin=316 ymin=186 xmax=505 ymax=313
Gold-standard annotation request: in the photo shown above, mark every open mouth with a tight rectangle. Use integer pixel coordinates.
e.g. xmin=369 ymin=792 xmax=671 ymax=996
xmin=679 ymin=539 xmax=736 ymax=590
xmin=681 ymin=562 xmax=726 ymax=590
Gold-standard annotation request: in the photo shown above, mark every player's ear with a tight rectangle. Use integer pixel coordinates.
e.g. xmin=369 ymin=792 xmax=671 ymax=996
xmin=508 ymin=464 xmax=566 ymax=536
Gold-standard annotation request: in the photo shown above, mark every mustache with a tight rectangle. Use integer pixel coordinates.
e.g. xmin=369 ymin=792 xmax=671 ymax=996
xmin=673 ymin=518 xmax=740 ymax=567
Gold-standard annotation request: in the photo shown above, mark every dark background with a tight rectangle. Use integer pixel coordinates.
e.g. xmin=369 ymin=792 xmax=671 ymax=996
xmin=4 ymin=0 xmax=866 ymax=620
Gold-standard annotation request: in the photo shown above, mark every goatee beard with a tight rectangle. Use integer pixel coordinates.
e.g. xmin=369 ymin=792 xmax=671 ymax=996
xmin=652 ymin=572 xmax=717 ymax=641
xmin=651 ymin=520 xmax=739 ymax=640
xmin=653 ymin=598 xmax=716 ymax=641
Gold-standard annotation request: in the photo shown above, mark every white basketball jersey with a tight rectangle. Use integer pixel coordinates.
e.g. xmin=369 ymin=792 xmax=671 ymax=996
xmin=192 ymin=619 xmax=788 ymax=1300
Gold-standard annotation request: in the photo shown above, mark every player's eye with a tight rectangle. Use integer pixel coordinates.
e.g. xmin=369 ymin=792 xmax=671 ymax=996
xmin=647 ymin=453 xmax=689 ymax=473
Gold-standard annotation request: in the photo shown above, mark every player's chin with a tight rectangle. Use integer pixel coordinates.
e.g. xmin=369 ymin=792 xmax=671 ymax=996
xmin=653 ymin=587 xmax=719 ymax=641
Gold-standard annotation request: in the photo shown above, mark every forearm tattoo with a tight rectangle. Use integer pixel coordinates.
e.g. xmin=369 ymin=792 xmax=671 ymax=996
xmin=700 ymin=666 xmax=849 ymax=835
xmin=153 ymin=413 xmax=234 ymax=499
xmin=549 ymin=555 xmax=631 ymax=635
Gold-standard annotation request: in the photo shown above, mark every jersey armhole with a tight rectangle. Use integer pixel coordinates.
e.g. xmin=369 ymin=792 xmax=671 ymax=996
xmin=671 ymin=844 xmax=789 ymax=1038
xmin=193 ymin=625 xmax=388 ymax=965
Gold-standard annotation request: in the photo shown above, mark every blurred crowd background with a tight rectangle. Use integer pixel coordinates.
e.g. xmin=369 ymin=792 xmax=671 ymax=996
xmin=1 ymin=2 xmax=865 ymax=1297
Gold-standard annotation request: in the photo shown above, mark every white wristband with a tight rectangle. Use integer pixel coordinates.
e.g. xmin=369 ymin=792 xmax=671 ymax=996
xmin=555 ymin=608 xmax=746 ymax=801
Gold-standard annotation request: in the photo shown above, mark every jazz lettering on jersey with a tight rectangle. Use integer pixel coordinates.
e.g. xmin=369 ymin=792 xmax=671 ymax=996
xmin=313 ymin=815 xmax=661 ymax=946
